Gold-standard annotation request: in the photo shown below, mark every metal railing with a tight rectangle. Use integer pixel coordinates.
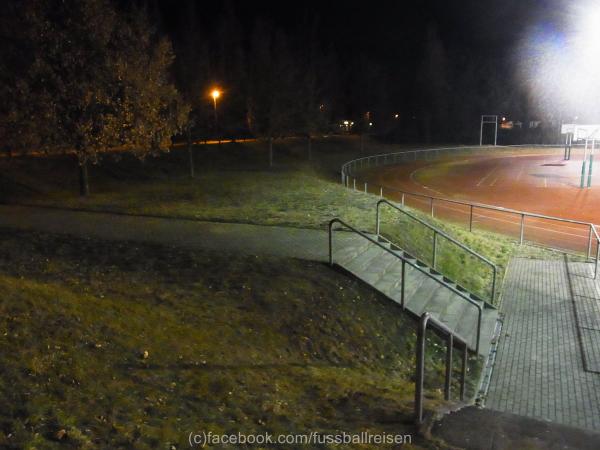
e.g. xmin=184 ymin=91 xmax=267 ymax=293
xmin=328 ymin=218 xmax=483 ymax=353
xmin=415 ymin=312 xmax=469 ymax=424
xmin=376 ymin=199 xmax=498 ymax=304
xmin=341 ymin=145 xmax=600 ymax=279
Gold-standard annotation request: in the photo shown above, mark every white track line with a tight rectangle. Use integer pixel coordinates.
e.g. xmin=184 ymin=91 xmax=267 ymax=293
xmin=516 ymin=167 xmax=523 ymax=180
xmin=476 ymin=166 xmax=500 ymax=187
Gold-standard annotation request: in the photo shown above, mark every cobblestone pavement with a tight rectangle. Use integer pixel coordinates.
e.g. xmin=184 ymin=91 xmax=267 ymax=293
xmin=486 ymin=258 xmax=600 ymax=431
xmin=567 ymin=261 xmax=600 ymax=373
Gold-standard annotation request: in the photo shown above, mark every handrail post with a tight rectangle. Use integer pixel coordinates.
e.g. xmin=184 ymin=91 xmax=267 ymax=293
xmin=430 ymin=198 xmax=434 ymax=217
xmin=491 ymin=266 xmax=497 ymax=303
xmin=469 ymin=205 xmax=474 ymax=232
xmin=401 ymin=260 xmax=406 ymax=309
xmin=432 ymin=231 xmax=438 ymax=269
xmin=476 ymin=307 xmax=482 ymax=354
xmin=595 ymin=241 xmax=599 ymax=279
xmin=444 ymin=334 xmax=453 ymax=401
xmin=328 ymin=220 xmax=334 ymax=266
xmin=519 ymin=213 xmax=525 ymax=245
xmin=376 ymin=203 xmax=381 ymax=235
xmin=415 ymin=313 xmax=429 ymax=424
xmin=460 ymin=342 xmax=468 ymax=401
xmin=588 ymin=224 xmax=593 ymax=259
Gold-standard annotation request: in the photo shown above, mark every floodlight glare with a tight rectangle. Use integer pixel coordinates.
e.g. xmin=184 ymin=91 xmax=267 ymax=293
xmin=519 ymin=0 xmax=600 ymax=119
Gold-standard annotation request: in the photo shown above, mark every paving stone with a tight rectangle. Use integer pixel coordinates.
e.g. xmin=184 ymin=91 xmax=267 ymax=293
xmin=486 ymin=258 xmax=600 ymax=431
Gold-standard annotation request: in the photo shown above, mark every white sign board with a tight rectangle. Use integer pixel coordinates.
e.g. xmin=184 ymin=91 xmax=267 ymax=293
xmin=561 ymin=124 xmax=600 ymax=140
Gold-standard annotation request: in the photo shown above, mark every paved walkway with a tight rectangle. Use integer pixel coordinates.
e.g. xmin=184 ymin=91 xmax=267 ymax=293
xmin=486 ymin=258 xmax=600 ymax=431
xmin=0 ymin=205 xmax=347 ymax=261
xmin=432 ymin=406 xmax=600 ymax=450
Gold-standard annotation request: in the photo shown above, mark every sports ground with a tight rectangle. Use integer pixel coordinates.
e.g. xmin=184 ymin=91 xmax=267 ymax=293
xmin=363 ymin=147 xmax=600 ymax=254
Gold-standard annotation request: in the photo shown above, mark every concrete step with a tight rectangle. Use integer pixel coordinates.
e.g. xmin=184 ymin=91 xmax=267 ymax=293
xmin=331 ymin=229 xmax=498 ymax=355
xmin=331 ymin=237 xmax=372 ymax=265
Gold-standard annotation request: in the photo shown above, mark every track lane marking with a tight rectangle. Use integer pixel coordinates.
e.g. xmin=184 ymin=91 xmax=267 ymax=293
xmin=476 ymin=166 xmax=500 ymax=187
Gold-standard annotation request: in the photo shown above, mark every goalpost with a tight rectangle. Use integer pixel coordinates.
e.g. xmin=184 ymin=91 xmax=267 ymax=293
xmin=561 ymin=123 xmax=600 ymax=188
xmin=479 ymin=115 xmax=498 ymax=146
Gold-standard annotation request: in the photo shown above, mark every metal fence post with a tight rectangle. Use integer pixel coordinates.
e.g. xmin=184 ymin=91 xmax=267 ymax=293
xmin=444 ymin=334 xmax=453 ymax=401
xmin=430 ymin=198 xmax=434 ymax=217
xmin=328 ymin=221 xmax=334 ymax=266
xmin=587 ymin=225 xmax=593 ymax=259
xmin=364 ymin=182 xmax=367 ymax=193
xmin=380 ymin=187 xmax=383 ymax=197
xmin=415 ymin=313 xmax=428 ymax=424
xmin=491 ymin=266 xmax=497 ymax=303
xmin=432 ymin=231 xmax=438 ymax=269
xmin=594 ymin=241 xmax=600 ymax=280
xmin=460 ymin=343 xmax=467 ymax=401
xmin=401 ymin=260 xmax=406 ymax=309
xmin=401 ymin=193 xmax=405 ymax=207
xmin=353 ymin=178 xmax=356 ymax=190
xmin=469 ymin=205 xmax=474 ymax=232
xmin=519 ymin=214 xmax=525 ymax=245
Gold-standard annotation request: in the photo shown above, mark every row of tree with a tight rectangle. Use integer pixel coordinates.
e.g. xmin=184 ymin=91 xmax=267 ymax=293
xmin=0 ymin=0 xmax=553 ymax=195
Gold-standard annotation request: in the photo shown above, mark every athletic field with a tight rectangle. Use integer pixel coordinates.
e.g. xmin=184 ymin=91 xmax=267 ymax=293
xmin=362 ymin=147 xmax=599 ymax=254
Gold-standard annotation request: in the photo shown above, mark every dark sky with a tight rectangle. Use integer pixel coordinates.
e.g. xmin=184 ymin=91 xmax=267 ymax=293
xmin=155 ymin=0 xmax=560 ymax=62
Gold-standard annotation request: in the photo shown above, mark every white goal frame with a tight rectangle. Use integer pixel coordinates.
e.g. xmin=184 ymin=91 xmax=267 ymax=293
xmin=480 ymin=115 xmax=498 ymax=146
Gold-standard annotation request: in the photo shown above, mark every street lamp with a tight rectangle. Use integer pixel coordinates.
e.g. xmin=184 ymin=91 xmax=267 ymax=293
xmin=210 ymin=88 xmax=221 ymax=138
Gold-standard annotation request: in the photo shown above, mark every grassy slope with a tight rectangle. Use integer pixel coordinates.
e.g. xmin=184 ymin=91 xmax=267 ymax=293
xmin=0 ymin=138 xmax=558 ymax=447
xmin=1 ymin=138 xmax=561 ymax=303
xmin=0 ymin=229 xmax=474 ymax=449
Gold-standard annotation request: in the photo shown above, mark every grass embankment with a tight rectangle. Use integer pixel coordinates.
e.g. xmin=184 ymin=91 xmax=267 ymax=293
xmin=0 ymin=137 xmax=559 ymax=303
xmin=0 ymin=229 xmax=474 ymax=449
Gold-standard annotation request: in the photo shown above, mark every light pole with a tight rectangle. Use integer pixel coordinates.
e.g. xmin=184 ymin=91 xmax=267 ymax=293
xmin=210 ymin=88 xmax=221 ymax=139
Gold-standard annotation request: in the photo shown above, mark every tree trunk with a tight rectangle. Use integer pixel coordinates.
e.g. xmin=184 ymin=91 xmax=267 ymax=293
xmin=269 ymin=136 xmax=273 ymax=168
xmin=187 ymin=126 xmax=195 ymax=178
xmin=79 ymin=159 xmax=90 ymax=196
xmin=307 ymin=135 xmax=312 ymax=161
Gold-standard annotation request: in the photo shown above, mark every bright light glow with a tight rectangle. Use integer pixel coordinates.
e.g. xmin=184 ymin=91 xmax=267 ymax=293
xmin=394 ymin=114 xmax=399 ymax=118
xmin=369 ymin=122 xmax=373 ymax=126
xmin=343 ymin=120 xmax=349 ymax=125
xmin=520 ymin=1 xmax=600 ymax=120
xmin=211 ymin=89 xmax=221 ymax=100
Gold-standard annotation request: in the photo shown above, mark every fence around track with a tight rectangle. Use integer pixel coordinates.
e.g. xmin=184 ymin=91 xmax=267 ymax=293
xmin=341 ymin=145 xmax=600 ymax=279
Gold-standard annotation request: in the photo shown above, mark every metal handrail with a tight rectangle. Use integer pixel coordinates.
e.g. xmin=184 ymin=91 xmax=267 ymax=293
xmin=376 ymin=199 xmax=498 ymax=304
xmin=341 ymin=145 xmax=600 ymax=279
xmin=328 ymin=218 xmax=483 ymax=353
xmin=415 ymin=312 xmax=469 ymax=424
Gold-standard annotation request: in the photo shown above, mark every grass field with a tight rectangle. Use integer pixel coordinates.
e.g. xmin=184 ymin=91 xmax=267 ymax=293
xmin=0 ymin=228 xmax=477 ymax=449
xmin=0 ymin=137 xmax=568 ymax=447
xmin=0 ymin=137 xmax=562 ymax=303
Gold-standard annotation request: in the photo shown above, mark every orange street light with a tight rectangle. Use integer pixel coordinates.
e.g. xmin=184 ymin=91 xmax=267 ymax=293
xmin=209 ymin=88 xmax=221 ymax=134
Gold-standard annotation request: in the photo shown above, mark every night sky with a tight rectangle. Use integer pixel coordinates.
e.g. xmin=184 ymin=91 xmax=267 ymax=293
xmin=145 ymin=0 xmax=579 ymax=141
xmin=155 ymin=0 xmax=559 ymax=63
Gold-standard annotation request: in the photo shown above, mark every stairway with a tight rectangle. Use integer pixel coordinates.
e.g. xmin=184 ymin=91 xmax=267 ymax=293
xmin=331 ymin=230 xmax=498 ymax=356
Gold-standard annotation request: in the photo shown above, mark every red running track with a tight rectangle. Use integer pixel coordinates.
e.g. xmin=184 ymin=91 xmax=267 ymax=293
xmin=361 ymin=147 xmax=600 ymax=255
